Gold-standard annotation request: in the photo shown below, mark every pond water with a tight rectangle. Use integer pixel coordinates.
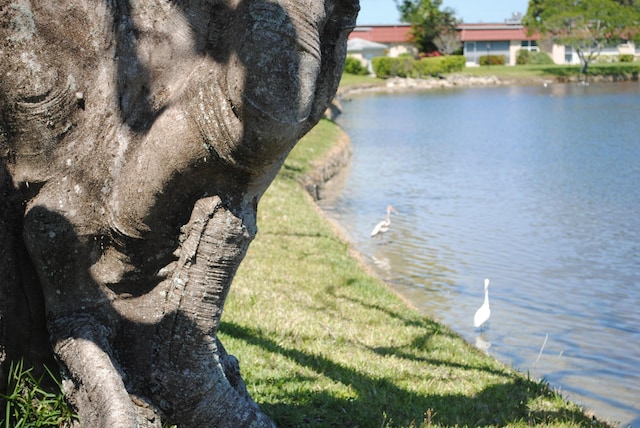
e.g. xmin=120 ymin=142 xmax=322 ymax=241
xmin=318 ymin=82 xmax=640 ymax=427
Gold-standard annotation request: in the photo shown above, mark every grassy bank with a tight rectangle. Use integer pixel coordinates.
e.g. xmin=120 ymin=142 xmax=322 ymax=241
xmin=339 ymin=73 xmax=386 ymax=88
xmin=220 ymin=119 xmax=611 ymax=427
xmin=458 ymin=62 xmax=640 ymax=81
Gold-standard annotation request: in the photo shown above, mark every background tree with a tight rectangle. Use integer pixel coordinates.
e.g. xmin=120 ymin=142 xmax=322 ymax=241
xmin=523 ymin=0 xmax=640 ymax=73
xmin=396 ymin=0 xmax=460 ymax=54
xmin=434 ymin=26 xmax=462 ymax=55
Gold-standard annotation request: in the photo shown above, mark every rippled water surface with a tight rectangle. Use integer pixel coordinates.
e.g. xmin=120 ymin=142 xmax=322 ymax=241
xmin=319 ymin=82 xmax=640 ymax=426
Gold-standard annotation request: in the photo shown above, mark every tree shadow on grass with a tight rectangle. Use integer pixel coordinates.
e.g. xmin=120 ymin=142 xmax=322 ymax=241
xmin=539 ymin=64 xmax=640 ymax=80
xmin=219 ymin=321 xmax=601 ymax=428
xmin=322 ymin=289 xmax=516 ymax=377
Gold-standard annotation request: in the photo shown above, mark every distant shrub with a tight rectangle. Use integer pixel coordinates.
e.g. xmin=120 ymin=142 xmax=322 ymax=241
xmin=518 ymin=50 xmax=553 ymax=65
xmin=371 ymin=56 xmax=414 ymax=78
xmin=516 ymin=50 xmax=531 ymax=65
xmin=396 ymin=55 xmax=415 ymax=78
xmin=479 ymin=55 xmax=506 ymax=66
xmin=371 ymin=56 xmax=395 ymax=78
xmin=418 ymin=51 xmax=443 ymax=58
xmin=344 ymin=56 xmax=369 ymax=75
xmin=372 ymin=55 xmax=464 ymax=78
xmin=529 ymin=52 xmax=554 ymax=65
xmin=596 ymin=55 xmax=616 ymax=64
xmin=413 ymin=58 xmax=438 ymax=77
xmin=595 ymin=54 xmax=636 ymax=64
xmin=440 ymin=55 xmax=466 ymax=72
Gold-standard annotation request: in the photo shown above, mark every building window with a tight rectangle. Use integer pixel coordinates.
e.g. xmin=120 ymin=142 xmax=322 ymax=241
xmin=486 ymin=41 xmax=510 ymax=54
xmin=520 ymin=40 xmax=539 ymax=52
xmin=564 ymin=45 xmax=573 ymax=63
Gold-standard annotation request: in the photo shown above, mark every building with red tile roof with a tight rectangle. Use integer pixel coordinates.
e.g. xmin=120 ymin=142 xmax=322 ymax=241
xmin=457 ymin=22 xmax=539 ymax=65
xmin=348 ymin=25 xmax=416 ymax=58
xmin=347 ymin=20 xmax=638 ymax=69
xmin=348 ymin=22 xmax=540 ymax=66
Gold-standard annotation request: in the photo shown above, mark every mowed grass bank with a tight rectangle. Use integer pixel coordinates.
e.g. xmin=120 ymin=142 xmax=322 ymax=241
xmin=219 ymin=119 xmax=610 ymax=427
xmin=458 ymin=62 xmax=640 ymax=82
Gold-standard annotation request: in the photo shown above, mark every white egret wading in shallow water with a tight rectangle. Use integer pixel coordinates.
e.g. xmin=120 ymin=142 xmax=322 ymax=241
xmin=473 ymin=278 xmax=491 ymax=329
xmin=370 ymin=205 xmax=398 ymax=239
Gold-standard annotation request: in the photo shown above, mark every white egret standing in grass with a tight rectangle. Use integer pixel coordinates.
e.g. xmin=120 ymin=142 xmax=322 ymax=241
xmin=370 ymin=205 xmax=398 ymax=239
xmin=473 ymin=278 xmax=491 ymax=329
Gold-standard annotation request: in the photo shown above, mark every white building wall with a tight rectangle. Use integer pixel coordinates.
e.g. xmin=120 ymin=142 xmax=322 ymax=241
xmin=347 ymin=48 xmax=387 ymax=73
xmin=550 ymin=44 xmax=566 ymax=64
xmin=509 ymin=40 xmax=520 ymax=65
xmin=543 ymin=42 xmax=637 ymax=64
xmin=388 ymin=43 xmax=418 ymax=58
xmin=619 ymin=42 xmax=635 ymax=56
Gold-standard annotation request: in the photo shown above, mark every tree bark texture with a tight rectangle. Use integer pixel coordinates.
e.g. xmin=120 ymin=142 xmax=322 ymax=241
xmin=0 ymin=0 xmax=358 ymax=426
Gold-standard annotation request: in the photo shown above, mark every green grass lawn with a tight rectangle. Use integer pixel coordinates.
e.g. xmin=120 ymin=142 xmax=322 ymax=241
xmin=456 ymin=64 xmax=556 ymax=80
xmin=338 ymin=73 xmax=386 ymax=89
xmin=220 ymin=119 xmax=613 ymax=427
xmin=457 ymin=62 xmax=640 ymax=81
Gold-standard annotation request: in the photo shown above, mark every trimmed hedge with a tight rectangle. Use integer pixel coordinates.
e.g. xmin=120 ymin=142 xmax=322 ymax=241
xmin=370 ymin=56 xmax=413 ymax=78
xmin=479 ymin=55 xmax=506 ymax=66
xmin=344 ymin=56 xmax=369 ymax=76
xmin=372 ymin=55 xmax=465 ymax=78
xmin=516 ymin=50 xmax=554 ymax=65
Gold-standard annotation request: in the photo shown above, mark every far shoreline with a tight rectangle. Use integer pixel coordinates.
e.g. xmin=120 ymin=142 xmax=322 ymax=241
xmin=338 ymin=74 xmax=515 ymax=97
xmin=337 ymin=71 xmax=639 ymax=99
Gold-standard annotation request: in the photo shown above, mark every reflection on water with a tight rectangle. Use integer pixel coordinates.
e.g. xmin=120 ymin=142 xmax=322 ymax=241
xmin=319 ymin=82 xmax=640 ymax=427
xmin=475 ymin=334 xmax=491 ymax=354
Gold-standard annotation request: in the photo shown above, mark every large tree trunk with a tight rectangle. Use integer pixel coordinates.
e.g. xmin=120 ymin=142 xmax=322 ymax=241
xmin=0 ymin=0 xmax=358 ymax=426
